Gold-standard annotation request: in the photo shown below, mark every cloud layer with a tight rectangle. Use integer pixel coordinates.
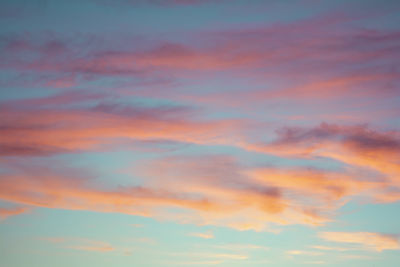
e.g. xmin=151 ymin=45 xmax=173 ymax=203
xmin=1 ymin=2 xmax=400 ymax=265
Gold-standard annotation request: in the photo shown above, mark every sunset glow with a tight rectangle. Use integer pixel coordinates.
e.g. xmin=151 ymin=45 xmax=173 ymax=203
xmin=1 ymin=1 xmax=400 ymax=266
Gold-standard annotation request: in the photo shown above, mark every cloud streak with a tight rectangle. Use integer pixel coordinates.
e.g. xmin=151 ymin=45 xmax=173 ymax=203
xmin=1 ymin=11 xmax=399 ymax=105
xmin=0 ymin=206 xmax=30 ymax=220
xmin=318 ymin=232 xmax=400 ymax=252
xmin=43 ymin=237 xmax=115 ymax=252
xmin=246 ymin=123 xmax=400 ymax=201
xmin=0 ymin=96 xmax=241 ymax=156
xmin=188 ymin=231 xmax=214 ymax=239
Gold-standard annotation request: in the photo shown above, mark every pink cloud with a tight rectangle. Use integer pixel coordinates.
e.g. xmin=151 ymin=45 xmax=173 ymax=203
xmin=247 ymin=167 xmax=381 ymax=202
xmin=244 ymin=123 xmax=400 ymax=201
xmin=0 ymin=155 xmax=330 ymax=231
xmin=0 ymin=100 xmax=242 ymax=156
xmin=137 ymin=155 xmax=332 ymax=230
xmin=69 ymin=241 xmax=114 ymax=252
xmin=0 ymin=128 xmax=397 ymax=231
xmin=1 ymin=12 xmax=399 ymax=102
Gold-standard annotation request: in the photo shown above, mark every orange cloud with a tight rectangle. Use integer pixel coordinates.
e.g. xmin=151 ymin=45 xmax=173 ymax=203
xmin=168 ymin=251 xmax=248 ymax=260
xmin=286 ymin=250 xmax=323 ymax=256
xmin=69 ymin=240 xmax=114 ymax=252
xmin=318 ymin=232 xmax=400 ymax=252
xmin=0 ymin=154 xmax=331 ymax=232
xmin=1 ymin=118 xmax=399 ymax=231
xmin=249 ymin=72 xmax=399 ymax=101
xmin=137 ymin=155 xmax=331 ymax=229
xmin=212 ymin=253 xmax=248 ymax=260
xmin=245 ymin=123 xmax=400 ymax=202
xmin=0 ymin=170 xmax=223 ymax=217
xmin=0 ymin=104 xmax=241 ymax=156
xmin=248 ymin=168 xmax=378 ymax=200
xmin=311 ymin=245 xmax=355 ymax=252
xmin=0 ymin=206 xmax=29 ymax=220
xmin=188 ymin=231 xmax=214 ymax=239
xmin=43 ymin=237 xmax=114 ymax=252
xmin=213 ymin=243 xmax=269 ymax=251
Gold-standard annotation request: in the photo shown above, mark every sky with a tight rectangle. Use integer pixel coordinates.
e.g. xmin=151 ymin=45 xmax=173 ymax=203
xmin=0 ymin=0 xmax=400 ymax=266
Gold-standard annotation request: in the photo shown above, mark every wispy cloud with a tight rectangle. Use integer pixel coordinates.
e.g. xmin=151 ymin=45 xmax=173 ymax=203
xmin=42 ymin=237 xmax=115 ymax=253
xmin=0 ymin=98 xmax=241 ymax=156
xmin=213 ymin=243 xmax=269 ymax=251
xmin=1 ymin=0 xmax=400 ymax=266
xmin=305 ymin=261 xmax=326 ymax=265
xmin=188 ymin=231 xmax=214 ymax=239
xmin=0 ymin=206 xmax=30 ymax=220
xmin=311 ymin=245 xmax=356 ymax=252
xmin=1 ymin=141 xmax=397 ymax=232
xmin=287 ymin=250 xmax=323 ymax=256
xmin=246 ymin=123 xmax=400 ymax=203
xmin=318 ymin=232 xmax=400 ymax=252
xmin=69 ymin=241 xmax=114 ymax=252
xmin=131 ymin=223 xmax=144 ymax=228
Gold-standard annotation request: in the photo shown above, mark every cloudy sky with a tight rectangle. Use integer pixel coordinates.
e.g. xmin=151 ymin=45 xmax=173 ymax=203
xmin=0 ymin=0 xmax=400 ymax=266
